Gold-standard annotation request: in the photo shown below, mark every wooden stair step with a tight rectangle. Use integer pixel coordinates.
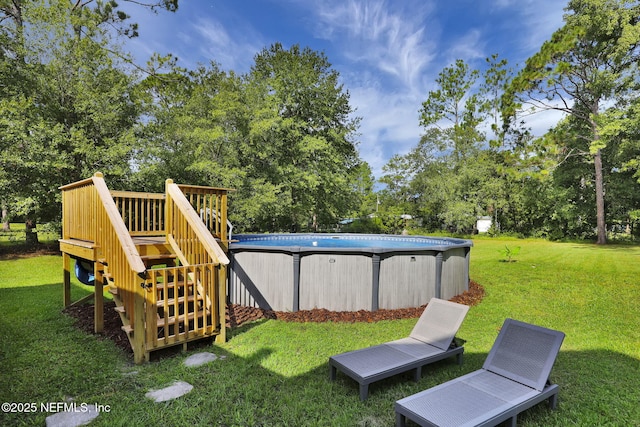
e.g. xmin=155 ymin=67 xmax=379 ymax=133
xmin=121 ymin=325 xmax=133 ymax=334
xmin=156 ymin=294 xmax=201 ymax=307
xmin=156 ymin=311 xmax=208 ymax=328
xmin=156 ymin=281 xmax=194 ymax=292
xmin=141 ymin=254 xmax=177 ymax=267
xmin=114 ymin=306 xmax=125 ymax=313
xmin=141 ymin=253 xmax=177 ymax=260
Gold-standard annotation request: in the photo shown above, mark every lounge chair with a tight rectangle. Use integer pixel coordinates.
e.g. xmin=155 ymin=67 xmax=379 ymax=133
xmin=329 ymin=298 xmax=470 ymax=400
xmin=395 ymin=318 xmax=565 ymax=427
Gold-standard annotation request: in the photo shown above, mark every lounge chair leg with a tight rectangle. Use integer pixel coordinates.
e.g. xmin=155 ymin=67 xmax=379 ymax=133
xmin=395 ymin=412 xmax=406 ymax=427
xmin=507 ymin=415 xmax=517 ymax=427
xmin=549 ymin=392 xmax=558 ymax=409
xmin=359 ymin=384 xmax=369 ymax=401
xmin=329 ymin=365 xmax=336 ymax=381
xmin=414 ymin=366 xmax=422 ymax=382
xmin=456 ymin=352 xmax=463 ymax=365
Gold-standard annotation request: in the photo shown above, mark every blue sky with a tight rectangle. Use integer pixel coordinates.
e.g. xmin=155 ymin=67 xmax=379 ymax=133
xmin=123 ymin=0 xmax=569 ymax=179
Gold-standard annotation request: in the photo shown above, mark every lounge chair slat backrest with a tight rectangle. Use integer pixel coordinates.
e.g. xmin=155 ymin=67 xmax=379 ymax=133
xmin=410 ymin=298 xmax=470 ymax=351
xmin=483 ymin=318 xmax=565 ymax=391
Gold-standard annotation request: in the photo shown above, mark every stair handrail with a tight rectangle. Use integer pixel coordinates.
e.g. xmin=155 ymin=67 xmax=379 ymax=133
xmin=165 ymin=180 xmax=230 ymax=266
xmin=92 ymin=173 xmax=147 ymax=276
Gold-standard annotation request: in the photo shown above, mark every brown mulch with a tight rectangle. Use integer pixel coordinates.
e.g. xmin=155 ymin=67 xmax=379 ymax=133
xmin=62 ymin=280 xmax=485 ymax=354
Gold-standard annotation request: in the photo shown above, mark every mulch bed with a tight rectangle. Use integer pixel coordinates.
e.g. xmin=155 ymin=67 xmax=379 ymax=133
xmin=62 ymin=280 xmax=485 ymax=354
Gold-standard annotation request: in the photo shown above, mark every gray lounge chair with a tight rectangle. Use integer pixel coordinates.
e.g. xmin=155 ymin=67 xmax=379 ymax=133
xmin=329 ymin=298 xmax=470 ymax=400
xmin=395 ymin=318 xmax=565 ymax=427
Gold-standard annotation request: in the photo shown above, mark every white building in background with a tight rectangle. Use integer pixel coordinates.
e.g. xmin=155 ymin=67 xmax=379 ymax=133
xmin=476 ymin=216 xmax=492 ymax=233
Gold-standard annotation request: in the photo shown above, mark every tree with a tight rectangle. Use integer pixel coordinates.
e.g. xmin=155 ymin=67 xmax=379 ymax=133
xmin=419 ymin=59 xmax=484 ymax=163
xmin=133 ymin=60 xmax=245 ymax=188
xmin=0 ymin=0 xmax=179 ymax=243
xmin=386 ymin=59 xmax=491 ymax=232
xmin=245 ymin=43 xmax=363 ymax=231
xmin=134 ymin=43 xmax=366 ymax=233
xmin=132 ymin=59 xmax=267 ymax=231
xmin=504 ymin=0 xmax=640 ymax=244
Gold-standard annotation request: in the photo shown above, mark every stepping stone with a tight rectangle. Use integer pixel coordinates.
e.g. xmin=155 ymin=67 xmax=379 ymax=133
xmin=45 ymin=404 xmax=99 ymax=427
xmin=145 ymin=381 xmax=193 ymax=403
xmin=184 ymin=352 xmax=218 ymax=367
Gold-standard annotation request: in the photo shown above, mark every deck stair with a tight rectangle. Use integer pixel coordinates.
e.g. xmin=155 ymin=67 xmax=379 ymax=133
xmin=60 ymin=173 xmax=231 ymax=363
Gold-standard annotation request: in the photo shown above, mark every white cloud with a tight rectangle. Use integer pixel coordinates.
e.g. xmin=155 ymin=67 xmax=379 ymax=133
xmin=310 ymin=0 xmax=436 ymax=90
xmin=190 ymin=18 xmax=262 ymax=72
xmin=445 ymin=29 xmax=486 ymax=64
xmin=524 ymin=108 xmax=568 ymax=136
xmin=349 ymin=85 xmax=423 ymax=178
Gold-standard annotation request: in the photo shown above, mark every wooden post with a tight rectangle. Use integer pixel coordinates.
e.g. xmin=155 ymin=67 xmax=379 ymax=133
xmin=215 ymin=263 xmax=227 ymax=344
xmin=133 ymin=287 xmax=148 ymax=364
xmin=93 ymin=261 xmax=104 ymax=333
xmin=63 ymin=252 xmax=71 ymax=307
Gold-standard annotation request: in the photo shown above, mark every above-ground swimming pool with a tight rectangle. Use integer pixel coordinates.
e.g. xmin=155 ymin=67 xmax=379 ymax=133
xmin=228 ymin=234 xmax=473 ymax=312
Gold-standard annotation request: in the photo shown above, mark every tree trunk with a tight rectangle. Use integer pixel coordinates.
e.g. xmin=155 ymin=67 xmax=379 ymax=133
xmin=25 ymin=218 xmax=39 ymax=246
xmin=594 ymin=148 xmax=607 ymax=244
xmin=1 ymin=205 xmax=9 ymax=231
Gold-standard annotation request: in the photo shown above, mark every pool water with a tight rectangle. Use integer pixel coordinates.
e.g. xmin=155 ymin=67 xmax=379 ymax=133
xmin=234 ymin=234 xmax=461 ymax=249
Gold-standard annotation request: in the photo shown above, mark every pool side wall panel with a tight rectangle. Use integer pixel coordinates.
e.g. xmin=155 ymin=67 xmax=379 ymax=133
xmin=228 ymin=251 xmax=294 ymax=311
xmin=299 ymin=253 xmax=372 ymax=311
xmin=378 ymin=253 xmax=437 ymax=309
xmin=440 ymin=248 xmax=470 ymax=300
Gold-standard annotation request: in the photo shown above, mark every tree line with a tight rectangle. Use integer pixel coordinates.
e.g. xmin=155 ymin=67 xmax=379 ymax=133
xmin=380 ymin=0 xmax=640 ymax=244
xmin=0 ymin=0 xmax=370 ymax=242
xmin=1 ymin=0 xmax=639 ymax=245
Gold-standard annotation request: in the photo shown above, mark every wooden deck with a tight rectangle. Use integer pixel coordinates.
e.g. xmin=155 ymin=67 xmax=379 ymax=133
xmin=60 ymin=173 xmax=232 ymax=363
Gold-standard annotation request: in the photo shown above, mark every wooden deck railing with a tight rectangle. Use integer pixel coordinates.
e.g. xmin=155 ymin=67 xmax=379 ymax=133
xmin=60 ymin=175 xmax=98 ymax=242
xmin=162 ymin=180 xmax=229 ymax=344
xmin=111 ymin=190 xmax=165 ymax=236
xmin=178 ymin=183 xmax=231 ymax=244
xmin=145 ymin=263 xmax=219 ymax=350
xmin=166 ymin=180 xmax=230 ymax=266
xmin=60 ymin=173 xmax=147 ymax=276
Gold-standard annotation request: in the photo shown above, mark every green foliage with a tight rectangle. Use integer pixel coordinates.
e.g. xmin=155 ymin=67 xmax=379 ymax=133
xmin=135 ymin=43 xmax=364 ymax=232
xmin=504 ymin=0 xmax=640 ymax=244
xmin=380 ymin=1 xmax=640 ymax=243
xmin=5 ymin=0 xmax=640 ymax=245
xmin=486 ymin=222 xmax=500 ymax=237
xmin=497 ymin=244 xmax=521 ymax=262
xmin=382 ymin=56 xmax=527 ymax=235
xmin=340 ymin=216 xmax=385 ymax=234
xmin=244 ymin=43 xmax=363 ymax=231
xmin=0 ymin=0 xmax=180 ymax=240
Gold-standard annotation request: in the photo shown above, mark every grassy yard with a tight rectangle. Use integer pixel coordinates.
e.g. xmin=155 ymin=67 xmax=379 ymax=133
xmin=0 ymin=238 xmax=638 ymax=426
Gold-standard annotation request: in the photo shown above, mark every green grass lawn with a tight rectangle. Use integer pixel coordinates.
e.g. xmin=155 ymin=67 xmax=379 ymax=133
xmin=1 ymin=238 xmax=639 ymax=426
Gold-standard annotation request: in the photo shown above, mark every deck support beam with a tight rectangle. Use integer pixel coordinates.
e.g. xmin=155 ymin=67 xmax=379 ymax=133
xmin=215 ymin=264 xmax=227 ymax=344
xmin=93 ymin=261 xmax=104 ymax=333
xmin=63 ymin=252 xmax=71 ymax=307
